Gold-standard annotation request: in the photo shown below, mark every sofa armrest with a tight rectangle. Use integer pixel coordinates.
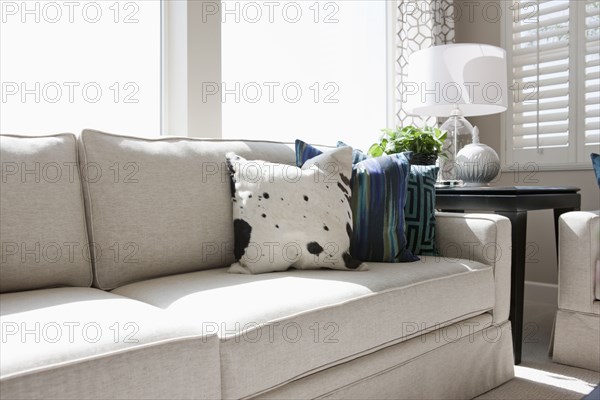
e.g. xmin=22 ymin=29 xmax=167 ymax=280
xmin=435 ymin=212 xmax=512 ymax=324
xmin=558 ymin=211 xmax=600 ymax=314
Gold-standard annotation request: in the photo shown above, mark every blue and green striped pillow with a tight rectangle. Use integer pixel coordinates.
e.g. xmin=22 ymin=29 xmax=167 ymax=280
xmin=296 ymin=140 xmax=418 ymax=262
xmin=335 ymin=142 xmax=439 ymax=256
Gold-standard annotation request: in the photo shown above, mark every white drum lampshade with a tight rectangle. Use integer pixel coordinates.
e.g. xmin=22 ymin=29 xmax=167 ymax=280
xmin=404 ymin=43 xmax=508 ymax=117
xmin=403 ymin=43 xmax=508 ymax=182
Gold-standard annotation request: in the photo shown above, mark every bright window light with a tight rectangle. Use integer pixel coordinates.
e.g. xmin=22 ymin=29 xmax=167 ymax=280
xmin=0 ymin=0 xmax=161 ymax=137
xmin=514 ymin=365 xmax=597 ymax=395
xmin=221 ymin=0 xmax=387 ymax=151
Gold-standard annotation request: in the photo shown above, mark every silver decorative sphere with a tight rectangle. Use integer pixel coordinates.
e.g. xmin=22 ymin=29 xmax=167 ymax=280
xmin=456 ymin=143 xmax=500 ymax=186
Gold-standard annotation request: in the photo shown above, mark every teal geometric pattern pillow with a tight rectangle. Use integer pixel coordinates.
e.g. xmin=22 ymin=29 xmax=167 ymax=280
xmin=405 ymin=165 xmax=439 ymax=255
xmin=296 ymin=140 xmax=418 ymax=263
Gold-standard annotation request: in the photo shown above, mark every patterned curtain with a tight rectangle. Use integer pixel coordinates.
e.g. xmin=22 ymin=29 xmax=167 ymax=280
xmin=395 ymin=0 xmax=455 ymax=128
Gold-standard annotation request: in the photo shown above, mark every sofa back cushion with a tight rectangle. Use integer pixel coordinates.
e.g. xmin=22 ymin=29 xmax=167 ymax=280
xmin=0 ymin=134 xmax=93 ymax=293
xmin=79 ymin=129 xmax=296 ymax=290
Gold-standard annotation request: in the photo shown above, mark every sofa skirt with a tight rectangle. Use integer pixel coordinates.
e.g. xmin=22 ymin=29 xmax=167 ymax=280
xmin=553 ymin=310 xmax=600 ymax=372
xmin=255 ymin=317 xmax=514 ymax=400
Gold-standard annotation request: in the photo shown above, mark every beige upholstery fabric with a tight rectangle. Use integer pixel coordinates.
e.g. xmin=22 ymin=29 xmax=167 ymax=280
xmin=1 ymin=131 xmax=514 ymax=398
xmin=256 ymin=318 xmax=514 ymax=400
xmin=594 ymin=259 xmax=600 ymax=300
xmin=0 ymin=337 xmax=219 ymax=400
xmin=553 ymin=310 xmax=600 ymax=372
xmin=553 ymin=211 xmax=600 ymax=371
xmin=79 ymin=129 xmax=296 ymax=290
xmin=436 ymin=212 xmax=512 ymax=323
xmin=0 ymin=287 xmax=221 ymax=399
xmin=557 ymin=211 xmax=600 ymax=314
xmin=0 ymin=134 xmax=92 ymax=293
xmin=113 ymin=258 xmax=496 ymax=399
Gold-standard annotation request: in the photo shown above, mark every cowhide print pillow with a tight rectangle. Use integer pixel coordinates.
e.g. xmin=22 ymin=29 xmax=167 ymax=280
xmin=225 ymin=147 xmax=366 ymax=274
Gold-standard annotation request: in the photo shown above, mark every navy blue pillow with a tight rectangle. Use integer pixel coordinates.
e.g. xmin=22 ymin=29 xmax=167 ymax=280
xmin=296 ymin=140 xmax=417 ymax=262
xmin=591 ymin=153 xmax=600 ymax=189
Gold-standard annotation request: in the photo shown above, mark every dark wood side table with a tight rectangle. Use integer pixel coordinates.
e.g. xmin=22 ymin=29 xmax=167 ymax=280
xmin=435 ymin=186 xmax=581 ymax=365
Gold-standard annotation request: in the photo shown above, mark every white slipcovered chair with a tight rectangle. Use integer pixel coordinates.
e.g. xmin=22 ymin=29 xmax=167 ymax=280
xmin=552 ymin=210 xmax=600 ymax=371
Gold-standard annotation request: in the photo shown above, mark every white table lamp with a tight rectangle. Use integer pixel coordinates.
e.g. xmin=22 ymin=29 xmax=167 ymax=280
xmin=404 ymin=43 xmax=508 ymax=182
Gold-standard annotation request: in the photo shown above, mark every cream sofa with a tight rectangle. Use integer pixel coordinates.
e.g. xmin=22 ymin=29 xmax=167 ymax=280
xmin=0 ymin=130 xmax=515 ymax=399
xmin=553 ymin=211 xmax=600 ymax=371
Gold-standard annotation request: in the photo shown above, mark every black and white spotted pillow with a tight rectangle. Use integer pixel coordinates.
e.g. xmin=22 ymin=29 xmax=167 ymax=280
xmin=225 ymin=147 xmax=366 ymax=274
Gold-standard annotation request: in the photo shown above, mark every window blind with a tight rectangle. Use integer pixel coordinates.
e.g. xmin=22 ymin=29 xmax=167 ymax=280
xmin=507 ymin=0 xmax=600 ymax=166
xmin=585 ymin=0 xmax=600 ymax=147
xmin=511 ymin=0 xmax=570 ymax=150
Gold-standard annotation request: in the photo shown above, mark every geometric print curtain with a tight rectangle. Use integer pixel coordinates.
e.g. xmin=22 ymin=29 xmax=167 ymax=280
xmin=395 ymin=0 xmax=455 ymax=128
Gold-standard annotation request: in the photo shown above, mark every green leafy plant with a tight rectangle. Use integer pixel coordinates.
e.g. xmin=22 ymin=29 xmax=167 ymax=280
xmin=367 ymin=125 xmax=448 ymax=158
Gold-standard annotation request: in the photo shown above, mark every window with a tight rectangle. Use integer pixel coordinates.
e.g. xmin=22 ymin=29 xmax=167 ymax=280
xmin=220 ymin=0 xmax=388 ymax=151
xmin=0 ymin=1 xmax=162 ymax=136
xmin=504 ymin=0 xmax=600 ymax=168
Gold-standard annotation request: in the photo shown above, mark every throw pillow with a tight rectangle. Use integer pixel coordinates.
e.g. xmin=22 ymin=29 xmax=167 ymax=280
xmin=591 ymin=153 xmax=600 ymax=188
xmin=226 ymin=147 xmax=366 ymax=274
xmin=335 ymin=142 xmax=439 ymax=256
xmin=296 ymin=140 xmax=418 ymax=262
xmin=405 ymin=165 xmax=440 ymax=255
xmin=337 ymin=141 xmax=369 ymax=164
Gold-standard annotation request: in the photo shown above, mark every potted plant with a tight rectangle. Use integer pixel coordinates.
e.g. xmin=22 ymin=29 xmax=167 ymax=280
xmin=368 ymin=125 xmax=447 ymax=165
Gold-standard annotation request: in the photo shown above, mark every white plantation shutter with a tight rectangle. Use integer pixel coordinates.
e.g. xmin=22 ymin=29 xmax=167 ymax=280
xmin=506 ymin=0 xmax=600 ymax=167
xmin=584 ymin=1 xmax=600 ymax=148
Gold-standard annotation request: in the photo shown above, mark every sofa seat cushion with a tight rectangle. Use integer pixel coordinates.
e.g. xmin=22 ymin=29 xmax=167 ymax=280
xmin=0 ymin=288 xmax=220 ymax=399
xmin=113 ymin=257 xmax=496 ymax=398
